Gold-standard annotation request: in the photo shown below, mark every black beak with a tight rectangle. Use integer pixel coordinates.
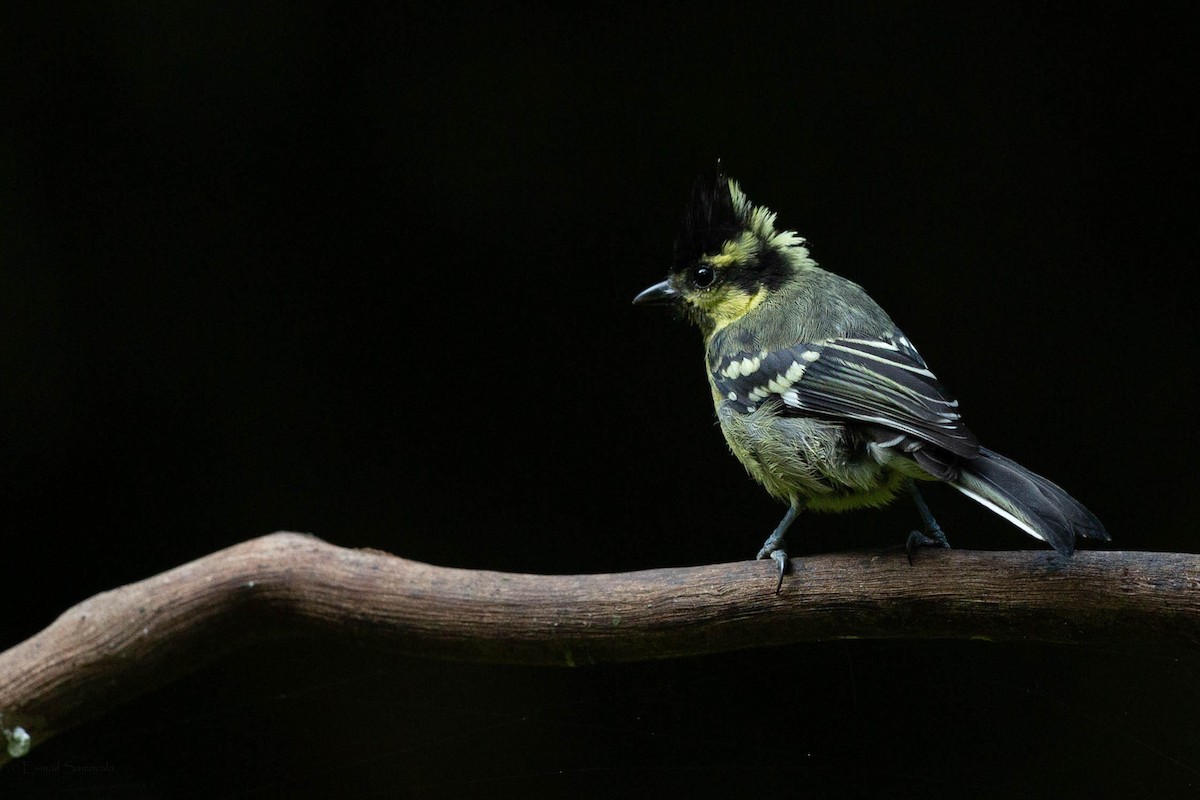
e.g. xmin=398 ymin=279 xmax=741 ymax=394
xmin=632 ymin=279 xmax=680 ymax=306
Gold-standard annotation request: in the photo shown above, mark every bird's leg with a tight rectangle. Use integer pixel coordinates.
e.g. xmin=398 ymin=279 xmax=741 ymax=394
xmin=756 ymin=504 xmax=799 ymax=593
xmin=906 ymin=482 xmax=950 ymax=564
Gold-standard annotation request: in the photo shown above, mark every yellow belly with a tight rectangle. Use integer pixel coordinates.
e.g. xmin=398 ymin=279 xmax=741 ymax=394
xmin=716 ymin=401 xmax=913 ymax=512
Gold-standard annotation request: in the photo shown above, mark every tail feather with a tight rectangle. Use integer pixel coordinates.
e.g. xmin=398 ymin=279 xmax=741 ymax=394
xmin=950 ymin=447 xmax=1109 ymax=556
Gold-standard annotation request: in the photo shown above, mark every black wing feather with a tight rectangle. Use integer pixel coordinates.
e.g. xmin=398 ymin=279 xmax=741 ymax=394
xmin=711 ymin=333 xmax=979 ymax=458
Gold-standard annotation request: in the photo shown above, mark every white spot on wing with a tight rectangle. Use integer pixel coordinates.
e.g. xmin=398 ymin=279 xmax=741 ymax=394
xmin=720 ymin=355 xmax=761 ymax=380
xmin=801 ymin=350 xmax=820 ymax=362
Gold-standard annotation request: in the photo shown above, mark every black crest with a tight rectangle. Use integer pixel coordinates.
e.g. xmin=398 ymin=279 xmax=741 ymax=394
xmin=673 ymin=169 xmax=744 ymax=271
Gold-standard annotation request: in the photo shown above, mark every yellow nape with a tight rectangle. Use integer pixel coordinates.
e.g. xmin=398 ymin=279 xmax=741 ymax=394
xmin=710 ymin=231 xmax=759 ymax=267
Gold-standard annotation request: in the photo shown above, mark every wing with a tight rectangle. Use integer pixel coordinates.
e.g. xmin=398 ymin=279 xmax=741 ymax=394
xmin=710 ymin=331 xmax=980 ymax=458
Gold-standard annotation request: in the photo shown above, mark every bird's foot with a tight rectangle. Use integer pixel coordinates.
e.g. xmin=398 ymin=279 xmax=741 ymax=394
xmin=905 ymin=524 xmax=951 ymax=565
xmin=906 ymin=483 xmax=950 ymax=564
xmin=755 ymin=545 xmax=788 ymax=594
xmin=757 ymin=505 xmax=799 ymax=593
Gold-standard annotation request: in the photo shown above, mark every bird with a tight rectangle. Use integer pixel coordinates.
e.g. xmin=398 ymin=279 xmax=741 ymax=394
xmin=634 ymin=172 xmax=1108 ymax=590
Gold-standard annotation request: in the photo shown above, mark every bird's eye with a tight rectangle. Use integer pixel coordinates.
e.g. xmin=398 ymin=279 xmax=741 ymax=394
xmin=692 ymin=266 xmax=716 ymax=289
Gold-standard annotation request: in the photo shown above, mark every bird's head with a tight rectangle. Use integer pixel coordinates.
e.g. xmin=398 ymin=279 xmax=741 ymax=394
xmin=634 ymin=173 xmax=815 ymax=337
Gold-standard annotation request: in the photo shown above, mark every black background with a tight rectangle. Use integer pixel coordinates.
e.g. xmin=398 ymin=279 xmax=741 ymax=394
xmin=3 ymin=3 xmax=1196 ymax=798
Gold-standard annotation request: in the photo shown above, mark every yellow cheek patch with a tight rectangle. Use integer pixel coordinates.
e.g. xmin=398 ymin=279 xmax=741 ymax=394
xmin=706 ymin=285 xmax=768 ymax=334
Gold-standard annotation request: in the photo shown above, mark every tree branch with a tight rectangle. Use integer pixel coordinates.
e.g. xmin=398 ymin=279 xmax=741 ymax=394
xmin=1 ymin=531 xmax=1197 ymax=767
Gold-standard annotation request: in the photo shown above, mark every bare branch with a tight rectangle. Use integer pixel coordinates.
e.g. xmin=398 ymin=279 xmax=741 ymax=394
xmin=1 ymin=532 xmax=1197 ymax=767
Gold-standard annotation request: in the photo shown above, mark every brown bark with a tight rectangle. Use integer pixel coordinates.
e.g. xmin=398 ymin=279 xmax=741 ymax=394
xmin=2 ymin=532 xmax=1196 ymax=767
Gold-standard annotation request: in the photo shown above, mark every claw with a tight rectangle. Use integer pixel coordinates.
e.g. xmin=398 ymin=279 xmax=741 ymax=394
xmin=905 ymin=530 xmax=940 ymax=565
xmin=757 ymin=505 xmax=799 ymax=593
xmin=767 ymin=548 xmax=788 ymax=594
